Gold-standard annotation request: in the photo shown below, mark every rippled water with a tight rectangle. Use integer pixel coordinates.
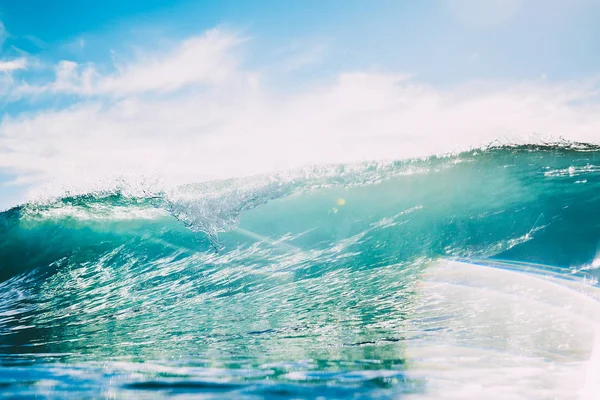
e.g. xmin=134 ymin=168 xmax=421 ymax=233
xmin=2 ymin=144 xmax=600 ymax=398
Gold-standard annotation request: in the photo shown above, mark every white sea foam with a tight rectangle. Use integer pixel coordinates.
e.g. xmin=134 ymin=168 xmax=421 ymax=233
xmin=405 ymin=260 xmax=600 ymax=400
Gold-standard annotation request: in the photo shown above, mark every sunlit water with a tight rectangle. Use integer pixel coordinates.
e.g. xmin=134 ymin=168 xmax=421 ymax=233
xmin=2 ymin=144 xmax=600 ymax=398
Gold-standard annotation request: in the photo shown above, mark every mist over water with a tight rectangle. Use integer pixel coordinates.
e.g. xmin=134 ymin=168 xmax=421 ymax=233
xmin=2 ymin=144 xmax=600 ymax=398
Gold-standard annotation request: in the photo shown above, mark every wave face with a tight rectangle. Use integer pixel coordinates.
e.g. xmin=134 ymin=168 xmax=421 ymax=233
xmin=2 ymin=144 xmax=600 ymax=398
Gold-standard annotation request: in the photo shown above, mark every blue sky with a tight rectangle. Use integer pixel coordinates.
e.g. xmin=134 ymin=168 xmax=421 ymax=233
xmin=3 ymin=0 xmax=598 ymax=82
xmin=1 ymin=0 xmax=600 ymax=209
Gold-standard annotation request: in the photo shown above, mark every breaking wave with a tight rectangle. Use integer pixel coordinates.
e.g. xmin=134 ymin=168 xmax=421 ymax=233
xmin=2 ymin=143 xmax=600 ymax=398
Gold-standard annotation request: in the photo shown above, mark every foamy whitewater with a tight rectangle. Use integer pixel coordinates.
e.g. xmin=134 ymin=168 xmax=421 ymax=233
xmin=2 ymin=143 xmax=600 ymax=398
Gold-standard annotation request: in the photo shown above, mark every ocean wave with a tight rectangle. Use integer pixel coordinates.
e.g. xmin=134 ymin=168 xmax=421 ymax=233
xmin=2 ymin=143 xmax=600 ymax=398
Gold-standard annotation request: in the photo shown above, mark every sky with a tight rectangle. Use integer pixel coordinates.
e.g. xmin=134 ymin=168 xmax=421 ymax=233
xmin=1 ymin=0 xmax=600 ymax=209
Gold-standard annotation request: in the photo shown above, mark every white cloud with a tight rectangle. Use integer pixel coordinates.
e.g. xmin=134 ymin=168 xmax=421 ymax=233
xmin=0 ymin=22 xmax=28 ymax=73
xmin=20 ymin=29 xmax=243 ymax=97
xmin=1 ymin=28 xmax=600 ymax=202
xmin=0 ymin=58 xmax=26 ymax=72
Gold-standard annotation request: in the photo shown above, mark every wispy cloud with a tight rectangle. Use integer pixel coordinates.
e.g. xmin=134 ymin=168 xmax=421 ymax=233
xmin=273 ymin=40 xmax=329 ymax=72
xmin=0 ymin=21 xmax=7 ymax=48
xmin=445 ymin=0 xmax=523 ymax=28
xmin=0 ymin=58 xmax=26 ymax=72
xmin=19 ymin=29 xmax=243 ymax=97
xmin=1 ymin=28 xmax=600 ymax=200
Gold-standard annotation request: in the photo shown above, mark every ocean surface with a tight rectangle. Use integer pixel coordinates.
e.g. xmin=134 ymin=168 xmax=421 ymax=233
xmin=2 ymin=143 xmax=600 ymax=399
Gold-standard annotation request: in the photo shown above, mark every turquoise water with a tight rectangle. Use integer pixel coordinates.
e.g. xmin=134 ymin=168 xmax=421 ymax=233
xmin=2 ymin=144 xmax=600 ymax=398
